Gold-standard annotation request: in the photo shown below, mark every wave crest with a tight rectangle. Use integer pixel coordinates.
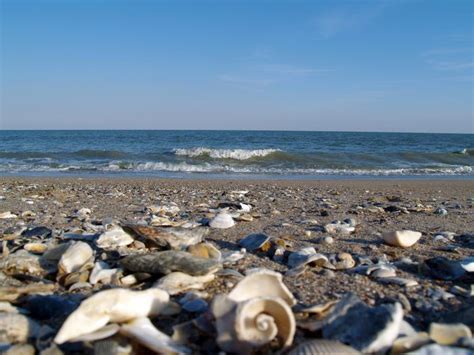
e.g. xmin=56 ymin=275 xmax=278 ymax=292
xmin=173 ymin=147 xmax=281 ymax=160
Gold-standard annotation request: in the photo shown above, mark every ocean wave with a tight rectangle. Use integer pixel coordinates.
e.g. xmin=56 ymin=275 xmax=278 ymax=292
xmin=173 ymin=147 xmax=281 ymax=160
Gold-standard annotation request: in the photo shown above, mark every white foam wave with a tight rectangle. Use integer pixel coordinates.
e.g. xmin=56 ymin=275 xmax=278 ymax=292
xmin=173 ymin=147 xmax=280 ymax=160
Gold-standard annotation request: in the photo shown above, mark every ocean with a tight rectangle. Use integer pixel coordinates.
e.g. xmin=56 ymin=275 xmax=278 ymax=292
xmin=0 ymin=130 xmax=472 ymax=179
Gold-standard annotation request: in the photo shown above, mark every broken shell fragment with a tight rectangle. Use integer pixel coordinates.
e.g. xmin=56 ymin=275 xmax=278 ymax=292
xmin=54 ymin=288 xmax=170 ymax=344
xmin=287 ymin=248 xmax=328 ymax=270
xmin=96 ymin=227 xmax=134 ymax=249
xmin=121 ymin=250 xmax=221 ymax=276
xmin=187 ymin=242 xmax=221 ymax=260
xmin=154 ymin=272 xmax=215 ymax=295
xmin=57 ymin=241 xmax=94 ymax=277
xmin=383 ymin=230 xmax=422 ymax=248
xmin=238 ymin=233 xmax=271 ymax=252
xmin=89 ymin=261 xmax=120 ymax=285
xmin=0 ymin=313 xmax=40 ymax=344
xmin=429 ymin=322 xmax=472 ymax=345
xmin=209 ymin=212 xmax=235 ymax=229
xmin=120 ymin=317 xmax=191 ymax=354
xmin=288 ymin=339 xmax=360 ymax=354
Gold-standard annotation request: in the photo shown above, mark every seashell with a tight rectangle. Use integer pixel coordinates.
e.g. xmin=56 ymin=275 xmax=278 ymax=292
xmin=209 ymin=212 xmax=235 ymax=229
xmin=89 ymin=261 xmax=120 ymax=285
xmin=2 ymin=226 xmax=27 ymax=240
xmin=0 ymin=250 xmax=49 ymax=277
xmin=121 ymin=250 xmax=221 ymax=276
xmin=425 ymin=256 xmax=467 ymax=280
xmin=3 ymin=344 xmax=36 ymax=355
xmin=120 ymin=317 xmax=191 ymax=354
xmin=324 ymin=222 xmax=355 ymax=235
xmin=228 ymin=269 xmax=296 ymax=305
xmin=54 ymin=288 xmax=170 ymax=344
xmin=22 ymin=226 xmax=52 ymax=238
xmin=23 ymin=243 xmax=48 ymax=254
xmin=411 ymin=344 xmax=472 ymax=355
xmin=150 ymin=216 xmax=184 ymax=227
xmin=69 ymin=323 xmax=120 ymax=343
xmin=235 ymin=214 xmax=254 ymax=222
xmin=322 ymin=293 xmax=403 ymax=353
xmin=391 ymin=332 xmax=430 ymax=354
xmin=62 ymin=232 xmax=97 ymax=241
xmin=57 ymin=241 xmax=94 ymax=278
xmin=287 ymin=248 xmax=328 ymax=269
xmin=238 ymin=233 xmax=271 ymax=252
xmin=154 ymin=272 xmax=215 ymax=295
xmin=123 ymin=225 xmax=206 ymax=250
xmin=68 ymin=282 xmax=92 ymax=292
xmin=460 ymin=256 xmax=474 ymax=272
xmin=0 ymin=301 xmax=19 ymax=313
xmin=383 ymin=230 xmax=421 ymax=248
xmin=72 ymin=208 xmax=91 ymax=219
xmin=0 ymin=211 xmax=17 ymax=219
xmin=288 ymin=339 xmax=360 ymax=354
xmin=96 ymin=226 xmax=134 ymax=249
xmin=0 ymin=313 xmax=40 ymax=344
xmin=0 ymin=283 xmax=56 ymax=302
xmin=294 ymin=300 xmax=337 ymax=319
xmin=377 ymin=277 xmax=418 ymax=287
xmin=64 ymin=270 xmax=90 ymax=287
xmin=41 ymin=242 xmax=71 ymax=261
xmin=213 ymin=295 xmax=295 ymax=354
xmin=429 ymin=323 xmax=472 ymax=345
xmin=333 ymin=252 xmax=355 ymax=270
xmin=222 ymin=248 xmax=246 ymax=265
xmin=147 ymin=204 xmax=180 ymax=216
xmin=187 ymin=242 xmax=221 ymax=260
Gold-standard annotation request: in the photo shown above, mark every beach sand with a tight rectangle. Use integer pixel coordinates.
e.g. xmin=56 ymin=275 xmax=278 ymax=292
xmin=1 ymin=177 xmax=473 ymax=353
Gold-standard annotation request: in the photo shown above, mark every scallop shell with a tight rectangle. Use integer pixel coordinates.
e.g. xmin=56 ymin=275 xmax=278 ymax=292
xmin=209 ymin=212 xmax=235 ymax=229
xmin=120 ymin=317 xmax=191 ymax=354
xmin=238 ymin=233 xmax=271 ymax=252
xmin=228 ymin=269 xmax=296 ymax=306
xmin=123 ymin=225 xmax=206 ymax=250
xmin=154 ymin=272 xmax=215 ymax=295
xmin=96 ymin=227 xmax=134 ymax=249
xmin=383 ymin=230 xmax=421 ymax=248
xmin=54 ymin=288 xmax=170 ymax=344
xmin=57 ymin=241 xmax=94 ymax=277
xmin=288 ymin=339 xmax=360 ymax=354
xmin=121 ymin=250 xmax=221 ymax=276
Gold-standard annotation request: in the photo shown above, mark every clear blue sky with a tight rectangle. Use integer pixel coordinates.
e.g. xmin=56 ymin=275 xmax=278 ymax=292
xmin=1 ymin=0 xmax=473 ymax=132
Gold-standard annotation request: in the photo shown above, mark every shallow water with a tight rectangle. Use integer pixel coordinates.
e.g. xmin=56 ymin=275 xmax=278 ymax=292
xmin=0 ymin=130 xmax=473 ymax=179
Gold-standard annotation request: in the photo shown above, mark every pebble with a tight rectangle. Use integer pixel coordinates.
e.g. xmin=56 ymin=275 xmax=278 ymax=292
xmin=383 ymin=230 xmax=422 ymax=248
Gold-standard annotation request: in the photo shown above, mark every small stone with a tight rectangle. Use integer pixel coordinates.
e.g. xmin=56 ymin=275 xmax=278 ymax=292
xmin=322 ymin=236 xmax=334 ymax=245
xmin=383 ymin=230 xmax=422 ymax=248
xmin=429 ymin=323 xmax=472 ymax=346
xmin=434 ymin=208 xmax=448 ymax=215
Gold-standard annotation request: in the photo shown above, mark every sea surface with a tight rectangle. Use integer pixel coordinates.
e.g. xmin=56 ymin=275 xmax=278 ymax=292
xmin=0 ymin=130 xmax=473 ymax=179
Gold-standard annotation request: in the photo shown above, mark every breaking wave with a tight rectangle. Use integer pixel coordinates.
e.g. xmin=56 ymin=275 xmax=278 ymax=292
xmin=173 ymin=147 xmax=281 ymax=160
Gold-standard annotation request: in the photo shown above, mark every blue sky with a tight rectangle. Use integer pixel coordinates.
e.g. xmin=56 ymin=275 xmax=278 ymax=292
xmin=1 ymin=0 xmax=473 ymax=132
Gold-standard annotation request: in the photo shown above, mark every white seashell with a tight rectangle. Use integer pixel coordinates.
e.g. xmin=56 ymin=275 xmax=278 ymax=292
xmin=287 ymin=247 xmax=328 ymax=269
xmin=429 ymin=322 xmax=472 ymax=345
xmin=147 ymin=204 xmax=180 ymax=216
xmin=73 ymin=208 xmax=91 ymax=219
xmin=213 ymin=296 xmax=295 ymax=354
xmin=58 ymin=241 xmax=94 ymax=276
xmin=383 ymin=230 xmax=421 ymax=248
xmin=209 ymin=212 xmax=235 ymax=229
xmin=324 ymin=222 xmax=355 ymax=235
xmin=222 ymin=248 xmax=246 ymax=265
xmin=54 ymin=288 xmax=170 ymax=344
xmin=89 ymin=261 xmax=120 ymax=285
xmin=239 ymin=203 xmax=252 ymax=212
xmin=120 ymin=317 xmax=190 ymax=354
xmin=391 ymin=332 xmax=430 ymax=354
xmin=68 ymin=323 xmax=120 ymax=343
xmin=228 ymin=269 xmax=296 ymax=306
xmin=460 ymin=257 xmax=474 ymax=272
xmin=96 ymin=227 xmax=134 ymax=249
xmin=0 ymin=211 xmax=17 ymax=219
xmin=154 ymin=272 xmax=215 ymax=295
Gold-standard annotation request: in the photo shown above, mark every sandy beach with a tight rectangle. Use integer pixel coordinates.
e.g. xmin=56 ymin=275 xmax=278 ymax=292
xmin=0 ymin=176 xmax=473 ymax=353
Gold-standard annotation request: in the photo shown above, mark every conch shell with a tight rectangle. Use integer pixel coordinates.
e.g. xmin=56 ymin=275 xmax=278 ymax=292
xmin=212 ymin=269 xmax=296 ymax=354
xmin=54 ymin=288 xmax=170 ymax=344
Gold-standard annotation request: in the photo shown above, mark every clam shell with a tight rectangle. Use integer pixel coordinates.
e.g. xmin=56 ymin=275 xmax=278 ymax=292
xmin=123 ymin=225 xmax=206 ymax=250
xmin=121 ymin=250 xmax=221 ymax=276
xmin=383 ymin=230 xmax=421 ymax=248
xmin=288 ymin=339 xmax=360 ymax=354
xmin=23 ymin=243 xmax=48 ymax=254
xmin=287 ymin=248 xmax=328 ymax=269
xmin=69 ymin=323 xmax=120 ymax=343
xmin=54 ymin=288 xmax=170 ymax=344
xmin=187 ymin=242 xmax=221 ymax=260
xmin=96 ymin=227 xmax=134 ymax=249
xmin=209 ymin=212 xmax=235 ymax=229
xmin=238 ymin=233 xmax=271 ymax=251
xmin=58 ymin=241 xmax=94 ymax=276
xmin=120 ymin=317 xmax=191 ymax=354
xmin=89 ymin=261 xmax=120 ymax=285
xmin=228 ymin=269 xmax=296 ymax=306
xmin=429 ymin=323 xmax=472 ymax=345
xmin=22 ymin=226 xmax=52 ymax=238
xmin=154 ymin=272 xmax=215 ymax=295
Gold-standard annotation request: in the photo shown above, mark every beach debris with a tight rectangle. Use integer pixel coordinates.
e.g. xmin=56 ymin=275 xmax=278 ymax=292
xmin=120 ymin=317 xmax=191 ymax=354
xmin=222 ymin=248 xmax=247 ymax=265
xmin=412 ymin=343 xmax=472 ymax=355
xmin=96 ymin=226 xmax=134 ymax=249
xmin=54 ymin=288 xmax=170 ymax=344
xmin=287 ymin=247 xmax=328 ymax=269
xmin=22 ymin=226 xmax=52 ymax=239
xmin=0 ymin=212 xmax=17 ymax=219
xmin=288 ymin=339 xmax=360 ymax=354
xmin=332 ymin=252 xmax=356 ymax=270
xmin=324 ymin=220 xmax=355 ymax=235
xmin=154 ymin=272 xmax=215 ymax=295
xmin=383 ymin=230 xmax=422 ymax=248
xmin=147 ymin=203 xmax=180 ymax=216
xmin=68 ymin=323 xmax=120 ymax=343
xmin=434 ymin=207 xmax=448 ymax=215
xmin=121 ymin=250 xmax=221 ymax=276
xmin=187 ymin=242 xmax=221 ymax=260
xmin=209 ymin=212 xmax=235 ymax=229
xmin=89 ymin=261 xmax=120 ymax=285
xmin=460 ymin=257 xmax=474 ymax=272
xmin=23 ymin=243 xmax=48 ymax=254
xmin=391 ymin=333 xmax=431 ymax=354
xmin=0 ymin=313 xmax=40 ymax=344
xmin=212 ymin=269 xmax=296 ymax=353
xmin=429 ymin=323 xmax=472 ymax=345
xmin=425 ymin=257 xmax=467 ymax=280
xmin=322 ymin=293 xmax=403 ymax=353
xmin=238 ymin=233 xmax=271 ymax=252
xmin=0 ymin=250 xmax=50 ymax=277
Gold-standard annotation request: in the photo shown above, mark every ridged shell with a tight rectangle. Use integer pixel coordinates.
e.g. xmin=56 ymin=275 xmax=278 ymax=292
xmin=209 ymin=213 xmax=235 ymax=229
xmin=288 ymin=339 xmax=360 ymax=354
xmin=154 ymin=272 xmax=215 ymax=295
